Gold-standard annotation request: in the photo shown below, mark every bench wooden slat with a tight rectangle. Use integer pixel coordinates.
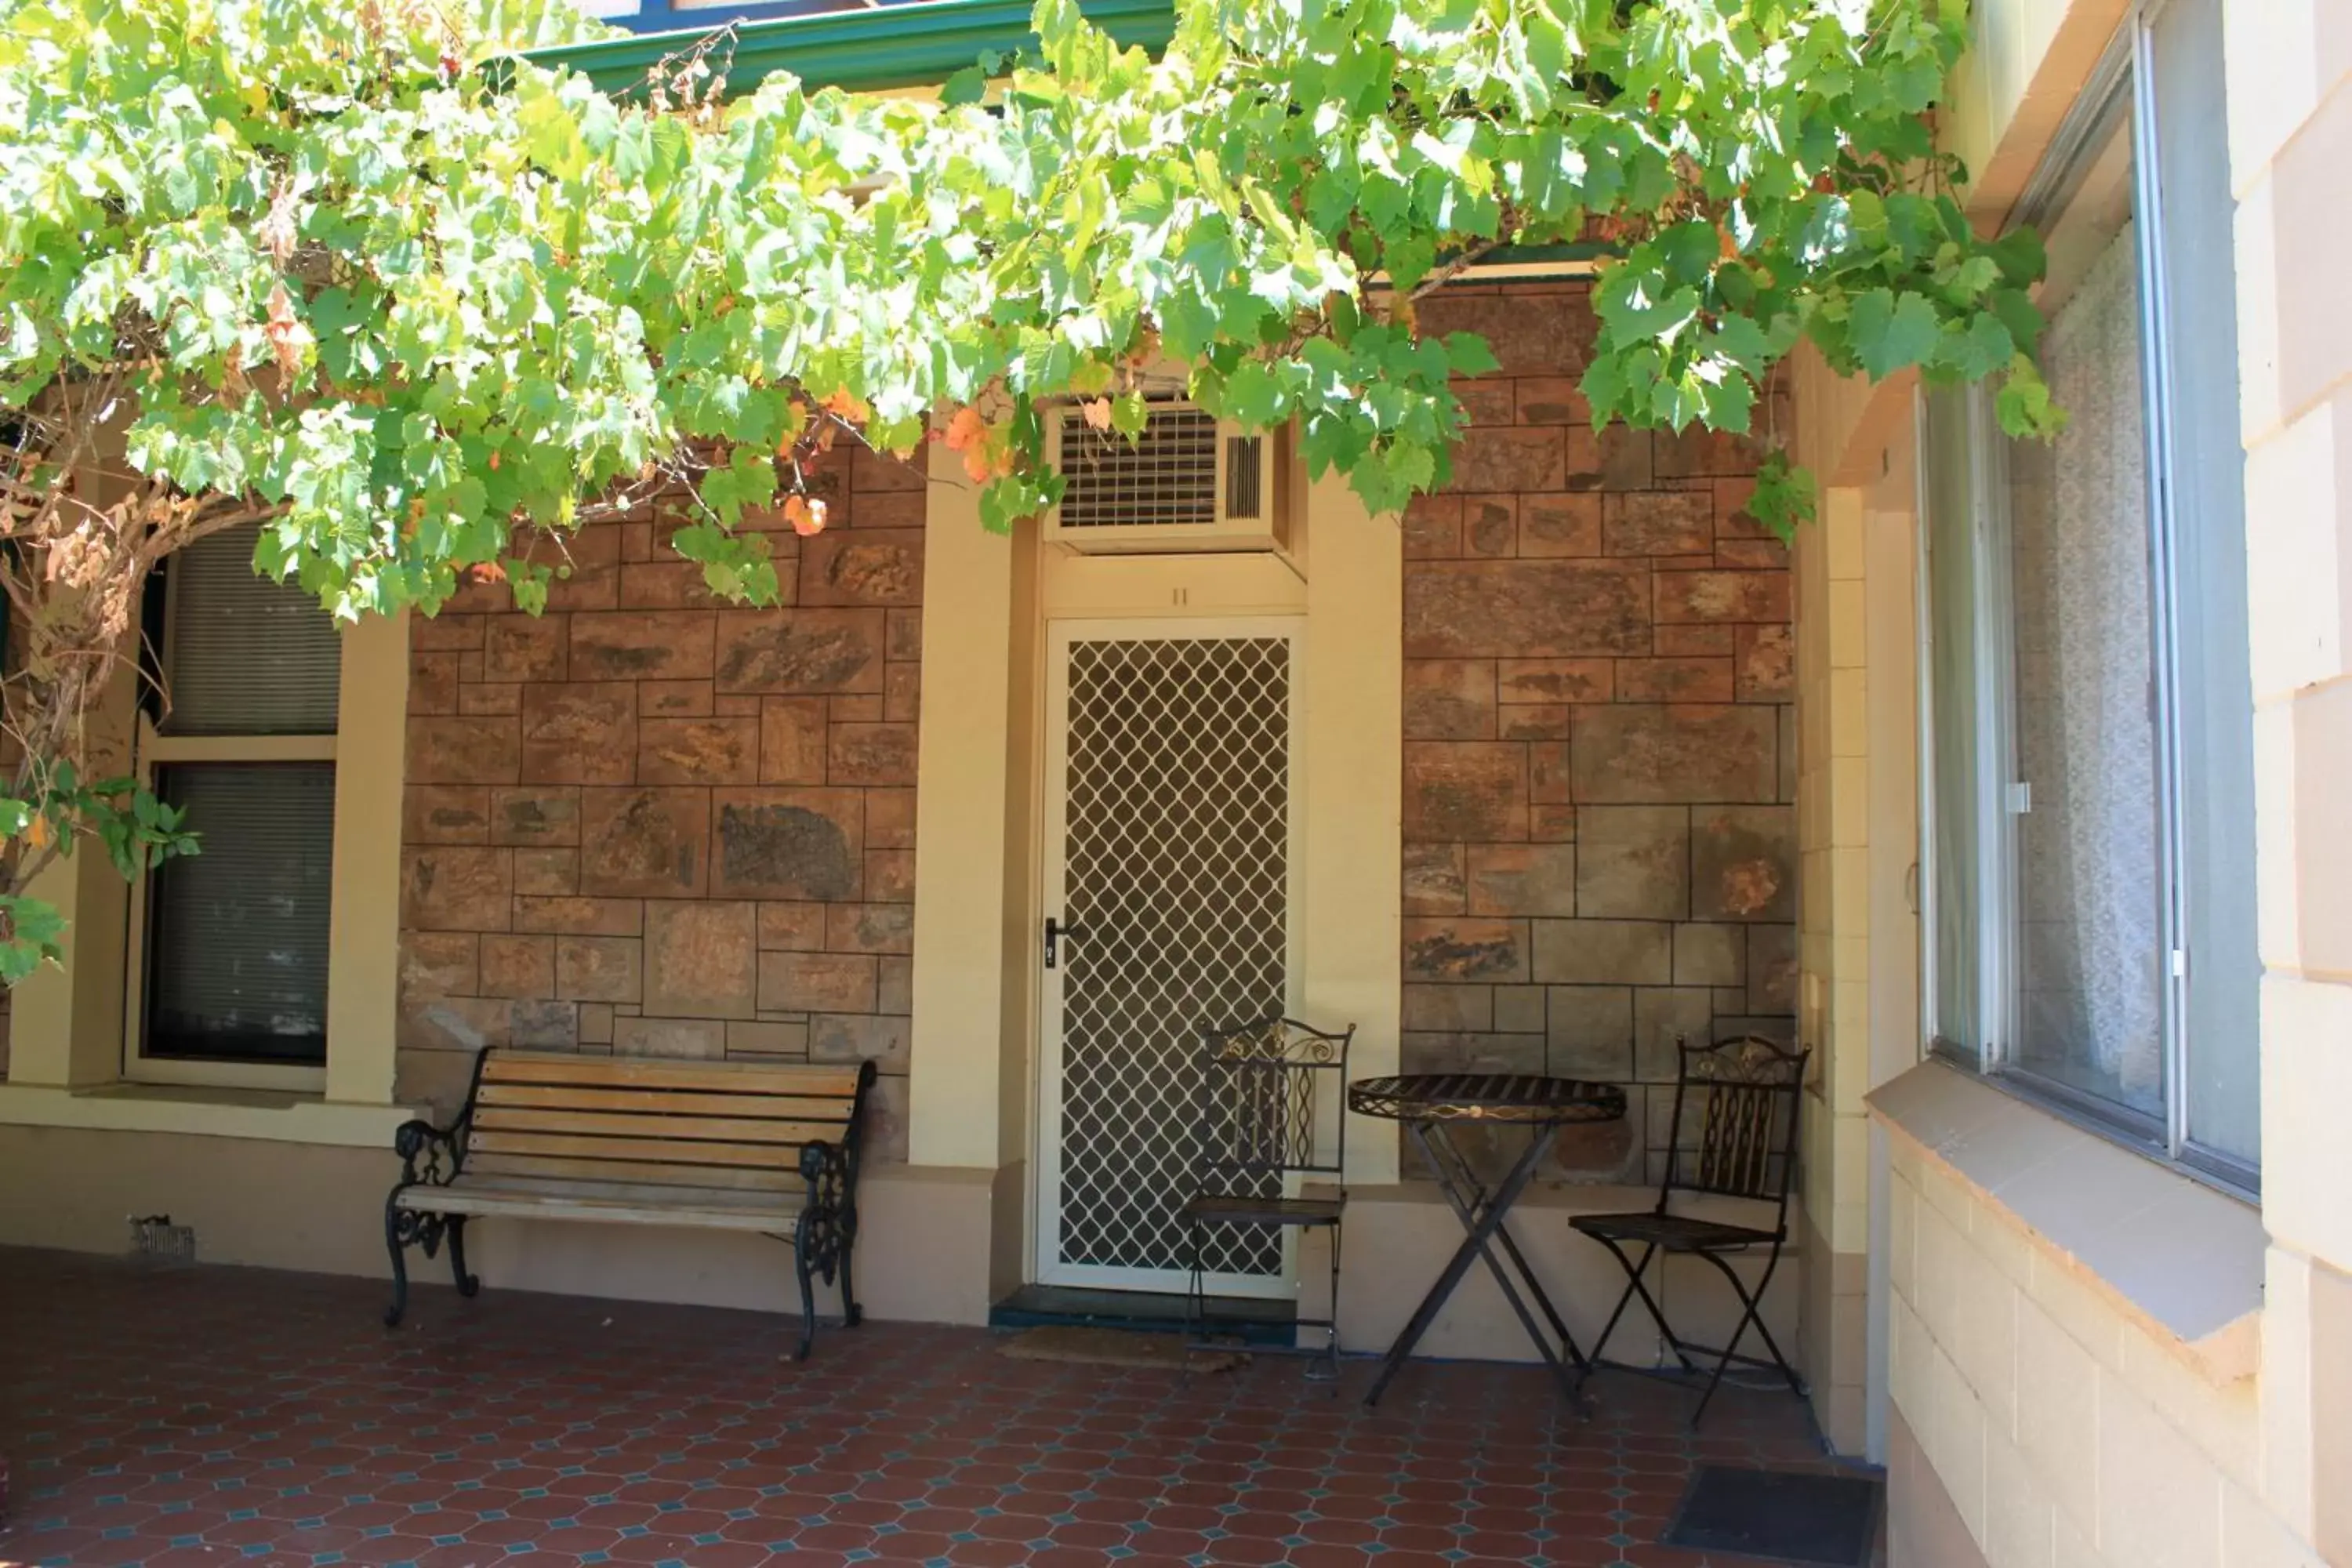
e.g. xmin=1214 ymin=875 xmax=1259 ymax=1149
xmin=481 ymin=1054 xmax=864 ymax=1098
xmin=463 ymin=1151 xmax=804 ymax=1192
xmin=471 ymin=1108 xmax=848 ymax=1146
xmin=395 ymin=1176 xmax=797 ymax=1232
xmin=467 ymin=1128 xmax=797 ymax=1170
xmin=473 ymin=1083 xmax=857 ymax=1120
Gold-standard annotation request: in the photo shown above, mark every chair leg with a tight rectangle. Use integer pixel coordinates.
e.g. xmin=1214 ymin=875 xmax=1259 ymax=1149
xmin=1584 ymin=1238 xmax=1695 ymax=1381
xmin=1187 ymin=1218 xmax=1206 ymax=1342
xmin=1327 ymin=1220 xmax=1343 ymax=1381
xmin=1686 ymin=1247 xmax=1802 ymax=1428
xmin=448 ymin=1216 xmax=480 ymax=1298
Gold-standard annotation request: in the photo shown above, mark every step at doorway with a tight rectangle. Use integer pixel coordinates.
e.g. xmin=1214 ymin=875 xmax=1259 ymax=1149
xmin=987 ymin=1283 xmax=1298 ymax=1348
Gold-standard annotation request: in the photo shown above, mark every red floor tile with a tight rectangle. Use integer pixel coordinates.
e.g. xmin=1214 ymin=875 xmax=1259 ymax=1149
xmin=0 ymin=1245 xmax=1866 ymax=1567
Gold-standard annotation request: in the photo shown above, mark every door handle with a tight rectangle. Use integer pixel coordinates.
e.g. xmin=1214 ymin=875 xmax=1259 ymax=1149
xmin=1044 ymin=916 xmax=1088 ymax=969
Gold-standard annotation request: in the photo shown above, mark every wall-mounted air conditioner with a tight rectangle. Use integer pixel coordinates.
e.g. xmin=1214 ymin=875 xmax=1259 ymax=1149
xmin=1042 ymin=399 xmax=1294 ymax=556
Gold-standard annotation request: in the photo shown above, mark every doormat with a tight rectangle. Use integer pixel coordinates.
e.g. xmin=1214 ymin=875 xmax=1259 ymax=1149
xmin=996 ymin=1326 xmax=1245 ymax=1374
xmin=1661 ymin=1465 xmax=1883 ymax=1567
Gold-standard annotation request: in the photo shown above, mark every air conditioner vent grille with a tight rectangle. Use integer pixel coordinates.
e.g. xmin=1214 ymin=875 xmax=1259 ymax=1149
xmin=1056 ymin=404 xmax=1220 ymax=528
xmin=1225 ymin=436 xmax=1263 ymax=519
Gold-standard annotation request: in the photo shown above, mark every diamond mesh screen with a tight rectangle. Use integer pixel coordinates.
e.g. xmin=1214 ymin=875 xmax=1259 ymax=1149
xmin=1054 ymin=636 xmax=1291 ymax=1278
xmin=1055 ymin=405 xmax=1220 ymax=528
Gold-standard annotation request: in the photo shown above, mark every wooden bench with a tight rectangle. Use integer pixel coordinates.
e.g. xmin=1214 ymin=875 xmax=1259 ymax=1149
xmin=383 ymin=1050 xmax=877 ymax=1359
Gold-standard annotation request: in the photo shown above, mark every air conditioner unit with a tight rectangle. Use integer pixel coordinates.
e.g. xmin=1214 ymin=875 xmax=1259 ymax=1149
xmin=1042 ymin=399 xmax=1294 ymax=556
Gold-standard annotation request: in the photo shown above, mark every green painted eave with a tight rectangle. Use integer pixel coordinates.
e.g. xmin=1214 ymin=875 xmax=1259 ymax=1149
xmin=523 ymin=0 xmax=1178 ymax=97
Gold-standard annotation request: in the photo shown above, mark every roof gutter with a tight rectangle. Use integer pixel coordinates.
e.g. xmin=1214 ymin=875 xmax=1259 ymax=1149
xmin=520 ymin=0 xmax=1178 ymax=97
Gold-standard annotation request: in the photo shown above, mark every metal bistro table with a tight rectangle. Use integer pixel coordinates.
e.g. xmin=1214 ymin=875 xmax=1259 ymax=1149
xmin=1348 ymin=1072 xmax=1628 ymax=1407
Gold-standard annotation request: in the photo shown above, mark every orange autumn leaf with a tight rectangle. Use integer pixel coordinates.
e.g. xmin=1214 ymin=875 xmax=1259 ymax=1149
xmin=960 ymin=444 xmax=993 ymax=484
xmin=470 ymin=560 xmax=506 ymax=583
xmin=784 ymin=494 xmax=829 ymax=537
xmin=942 ymin=405 xmax=985 ymax=452
xmin=263 ymin=281 xmax=303 ymax=376
xmin=1080 ymin=397 xmax=1113 ymax=430
xmin=822 ymin=388 xmax=869 ymax=423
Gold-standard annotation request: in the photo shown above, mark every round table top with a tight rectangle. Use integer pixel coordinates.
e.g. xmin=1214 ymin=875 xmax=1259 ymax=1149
xmin=1347 ymin=1073 xmax=1628 ymax=1126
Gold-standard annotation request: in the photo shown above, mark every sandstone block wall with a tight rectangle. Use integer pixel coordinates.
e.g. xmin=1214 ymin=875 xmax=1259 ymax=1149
xmin=1400 ymin=281 xmax=1799 ymax=1185
xmin=395 ymin=448 xmax=923 ymax=1160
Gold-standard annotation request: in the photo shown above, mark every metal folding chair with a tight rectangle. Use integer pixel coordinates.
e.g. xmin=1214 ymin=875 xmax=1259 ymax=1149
xmin=1570 ymin=1033 xmax=1809 ymax=1426
xmin=1182 ymin=1016 xmax=1353 ymax=1380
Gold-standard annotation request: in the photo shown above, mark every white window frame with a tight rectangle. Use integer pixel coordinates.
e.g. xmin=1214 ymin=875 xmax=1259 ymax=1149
xmin=1916 ymin=5 xmax=2256 ymax=1196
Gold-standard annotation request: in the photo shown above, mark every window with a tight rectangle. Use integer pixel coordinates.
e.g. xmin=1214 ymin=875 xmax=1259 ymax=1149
xmin=127 ymin=527 xmax=343 ymax=1090
xmin=1919 ymin=0 xmax=2258 ymax=1190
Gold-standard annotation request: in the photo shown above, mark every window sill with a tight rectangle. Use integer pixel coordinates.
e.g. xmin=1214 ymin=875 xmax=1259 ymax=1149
xmin=0 ymin=1081 xmax=415 ymax=1149
xmin=1867 ymin=1059 xmax=2265 ymax=1386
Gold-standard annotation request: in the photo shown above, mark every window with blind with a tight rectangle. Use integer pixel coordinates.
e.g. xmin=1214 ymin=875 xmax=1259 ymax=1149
xmin=159 ymin=528 xmax=342 ymax=736
xmin=136 ymin=528 xmax=343 ymax=1075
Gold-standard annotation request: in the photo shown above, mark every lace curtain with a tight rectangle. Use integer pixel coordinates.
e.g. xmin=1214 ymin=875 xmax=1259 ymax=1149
xmin=2005 ymin=225 xmax=2165 ymax=1116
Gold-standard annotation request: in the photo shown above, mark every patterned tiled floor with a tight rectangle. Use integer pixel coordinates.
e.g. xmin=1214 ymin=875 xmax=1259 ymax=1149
xmin=0 ymin=1247 xmax=1857 ymax=1566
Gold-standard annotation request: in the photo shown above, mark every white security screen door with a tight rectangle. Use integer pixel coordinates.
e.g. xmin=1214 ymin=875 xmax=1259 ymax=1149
xmin=1037 ymin=621 xmax=1301 ymax=1295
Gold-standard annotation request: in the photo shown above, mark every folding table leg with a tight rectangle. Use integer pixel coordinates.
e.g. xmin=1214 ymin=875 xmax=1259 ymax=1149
xmin=1365 ymin=1123 xmax=1573 ymax=1407
xmin=1418 ymin=1127 xmax=1589 ymax=1374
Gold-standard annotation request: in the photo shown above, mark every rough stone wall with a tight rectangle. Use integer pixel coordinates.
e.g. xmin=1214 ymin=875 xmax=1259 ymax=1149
xmin=395 ymin=448 xmax=924 ymax=1160
xmin=1400 ymin=280 xmax=1798 ymax=1185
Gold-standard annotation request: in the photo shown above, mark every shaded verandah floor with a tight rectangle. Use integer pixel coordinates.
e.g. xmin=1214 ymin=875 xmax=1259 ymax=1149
xmin=0 ymin=1247 xmax=1850 ymax=1568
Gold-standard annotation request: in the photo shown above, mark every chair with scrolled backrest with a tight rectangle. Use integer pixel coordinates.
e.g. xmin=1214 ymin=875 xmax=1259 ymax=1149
xmin=1182 ymin=1015 xmax=1353 ymax=1379
xmin=1568 ymin=1033 xmax=1809 ymax=1426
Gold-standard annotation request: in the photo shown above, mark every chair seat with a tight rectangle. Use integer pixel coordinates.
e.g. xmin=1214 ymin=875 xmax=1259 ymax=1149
xmin=1181 ymin=1193 xmax=1345 ymax=1226
xmin=1570 ymin=1210 xmax=1780 ymax=1251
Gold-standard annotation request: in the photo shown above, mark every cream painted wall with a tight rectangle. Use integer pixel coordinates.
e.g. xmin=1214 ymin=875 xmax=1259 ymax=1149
xmin=0 ymin=1123 xmax=1003 ymax=1326
xmin=2224 ymin=1 xmax=2352 ymax=1560
xmin=1881 ymin=1109 xmax=2318 ymax=1568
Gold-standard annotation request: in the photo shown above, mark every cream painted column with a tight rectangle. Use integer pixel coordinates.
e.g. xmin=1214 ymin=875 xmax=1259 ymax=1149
xmin=8 ymin=668 xmax=138 ymax=1089
xmin=9 ymin=843 xmax=132 ymax=1088
xmin=324 ymin=610 xmax=410 ymax=1105
xmin=2227 ymin=4 xmax=2352 ymax=1559
xmin=1301 ymin=474 xmax=1403 ymax=1185
xmin=907 ymin=449 xmax=1016 ymax=1171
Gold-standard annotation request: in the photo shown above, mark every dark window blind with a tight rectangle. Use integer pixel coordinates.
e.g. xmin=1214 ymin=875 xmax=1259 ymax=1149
xmin=162 ymin=528 xmax=341 ymax=735
xmin=144 ymin=764 xmax=336 ymax=1065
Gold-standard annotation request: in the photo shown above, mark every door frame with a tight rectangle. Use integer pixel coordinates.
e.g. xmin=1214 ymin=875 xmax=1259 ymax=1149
xmin=1032 ymin=613 xmax=1308 ymax=1296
